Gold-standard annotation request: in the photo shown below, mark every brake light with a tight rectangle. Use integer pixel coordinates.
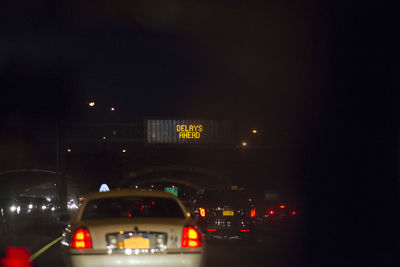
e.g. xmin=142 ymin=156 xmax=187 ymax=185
xmin=71 ymin=228 xmax=92 ymax=249
xmin=250 ymin=208 xmax=256 ymax=218
xmin=182 ymin=226 xmax=202 ymax=247
xmin=240 ymin=229 xmax=250 ymax=232
xmin=269 ymin=210 xmax=275 ymax=215
xmin=207 ymin=228 xmax=217 ymax=232
xmin=199 ymin=208 xmax=206 ymax=217
xmin=292 ymin=211 xmax=296 ymax=215
xmin=280 ymin=205 xmax=285 ymax=209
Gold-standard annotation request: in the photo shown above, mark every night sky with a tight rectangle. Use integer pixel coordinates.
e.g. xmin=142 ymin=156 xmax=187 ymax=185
xmin=0 ymin=1 xmax=397 ymax=265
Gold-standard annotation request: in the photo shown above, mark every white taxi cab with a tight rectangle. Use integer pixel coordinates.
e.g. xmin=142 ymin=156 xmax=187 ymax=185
xmin=61 ymin=189 xmax=205 ymax=267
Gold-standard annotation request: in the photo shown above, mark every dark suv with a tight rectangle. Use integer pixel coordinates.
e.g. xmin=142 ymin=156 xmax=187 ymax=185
xmin=194 ymin=189 xmax=258 ymax=243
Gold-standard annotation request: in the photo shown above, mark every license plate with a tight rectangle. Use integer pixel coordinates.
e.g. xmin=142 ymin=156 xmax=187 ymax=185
xmin=223 ymin=210 xmax=234 ymax=216
xmin=123 ymin=236 xmax=150 ymax=249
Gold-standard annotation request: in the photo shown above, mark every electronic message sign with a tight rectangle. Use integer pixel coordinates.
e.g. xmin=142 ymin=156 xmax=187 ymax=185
xmin=146 ymin=120 xmax=235 ymax=145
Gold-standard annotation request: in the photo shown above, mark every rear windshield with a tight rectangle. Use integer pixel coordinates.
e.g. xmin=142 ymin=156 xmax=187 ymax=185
xmin=82 ymin=196 xmax=185 ymax=220
xmin=199 ymin=191 xmax=253 ymax=208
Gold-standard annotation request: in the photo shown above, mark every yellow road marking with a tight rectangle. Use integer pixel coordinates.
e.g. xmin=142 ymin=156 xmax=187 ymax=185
xmin=30 ymin=236 xmax=63 ymax=261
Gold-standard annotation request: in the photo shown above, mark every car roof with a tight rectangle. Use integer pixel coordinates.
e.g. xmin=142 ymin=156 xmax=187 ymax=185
xmin=86 ymin=189 xmax=179 ymax=201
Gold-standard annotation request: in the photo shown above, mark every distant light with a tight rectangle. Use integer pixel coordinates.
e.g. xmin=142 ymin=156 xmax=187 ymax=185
xmin=99 ymin=184 xmax=110 ymax=192
xmin=28 ymin=204 xmax=33 ymax=209
xmin=280 ymin=205 xmax=285 ymax=209
xmin=172 ymin=185 xmax=175 ymax=188
xmin=46 ymin=197 xmax=51 ymax=202
xmin=269 ymin=210 xmax=275 ymax=215
xmin=241 ymin=141 xmax=247 ymax=147
xmin=292 ymin=211 xmax=296 ymax=215
xmin=151 ymin=185 xmax=154 ymax=188
xmin=51 ymin=207 xmax=56 ymax=211
xmin=41 ymin=205 xmax=47 ymax=210
xmin=135 ymin=185 xmax=138 ymax=189
xmin=10 ymin=206 xmax=16 ymax=212
xmin=122 ymin=149 xmax=127 ymax=153
xmin=102 ymin=136 xmax=107 ymax=140
xmin=88 ymin=102 xmax=95 ymax=107
xmin=250 ymin=209 xmax=256 ymax=218
xmin=67 ymin=148 xmax=72 ymax=152
xmin=252 ymin=129 xmax=258 ymax=134
xmin=110 ymin=107 xmax=115 ymax=111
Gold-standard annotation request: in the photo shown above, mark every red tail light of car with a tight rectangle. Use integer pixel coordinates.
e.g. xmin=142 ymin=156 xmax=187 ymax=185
xmin=250 ymin=208 xmax=256 ymax=218
xmin=71 ymin=228 xmax=93 ymax=249
xmin=292 ymin=211 xmax=296 ymax=215
xmin=269 ymin=210 xmax=275 ymax=215
xmin=182 ymin=226 xmax=202 ymax=247
xmin=199 ymin=208 xmax=206 ymax=217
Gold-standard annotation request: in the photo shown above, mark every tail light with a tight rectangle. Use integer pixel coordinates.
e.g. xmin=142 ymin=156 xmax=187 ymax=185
xmin=182 ymin=226 xmax=202 ymax=247
xmin=198 ymin=208 xmax=206 ymax=217
xmin=280 ymin=205 xmax=285 ymax=209
xmin=292 ymin=211 xmax=296 ymax=215
xmin=71 ymin=228 xmax=93 ymax=249
xmin=269 ymin=210 xmax=275 ymax=215
xmin=250 ymin=208 xmax=256 ymax=218
xmin=240 ymin=229 xmax=251 ymax=232
xmin=207 ymin=228 xmax=217 ymax=232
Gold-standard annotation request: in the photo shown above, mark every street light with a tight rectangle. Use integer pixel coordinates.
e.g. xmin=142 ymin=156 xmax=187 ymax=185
xmin=110 ymin=107 xmax=115 ymax=111
xmin=67 ymin=148 xmax=72 ymax=153
xmin=122 ymin=149 xmax=127 ymax=153
xmin=88 ymin=102 xmax=95 ymax=107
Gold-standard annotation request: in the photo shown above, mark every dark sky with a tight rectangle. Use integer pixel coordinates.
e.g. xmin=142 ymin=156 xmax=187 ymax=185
xmin=1 ymin=1 xmax=326 ymax=124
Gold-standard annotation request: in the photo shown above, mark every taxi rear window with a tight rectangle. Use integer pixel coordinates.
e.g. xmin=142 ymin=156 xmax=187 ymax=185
xmin=82 ymin=196 xmax=185 ymax=219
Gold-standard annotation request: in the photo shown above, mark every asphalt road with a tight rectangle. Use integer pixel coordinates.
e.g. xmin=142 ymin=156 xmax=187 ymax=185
xmin=0 ymin=218 xmax=306 ymax=267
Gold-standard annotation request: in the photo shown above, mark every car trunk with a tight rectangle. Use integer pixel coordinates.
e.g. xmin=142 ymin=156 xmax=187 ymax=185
xmin=81 ymin=217 xmax=190 ymax=250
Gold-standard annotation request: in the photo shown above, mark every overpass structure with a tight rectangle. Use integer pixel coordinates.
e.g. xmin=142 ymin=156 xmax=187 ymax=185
xmin=1 ymin=119 xmax=264 ymax=204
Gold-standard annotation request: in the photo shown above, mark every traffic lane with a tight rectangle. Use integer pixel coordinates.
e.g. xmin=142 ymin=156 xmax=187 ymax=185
xmin=33 ymin=239 xmax=65 ymax=267
xmin=0 ymin=219 xmax=67 ymax=261
xmin=205 ymin=225 xmax=306 ymax=267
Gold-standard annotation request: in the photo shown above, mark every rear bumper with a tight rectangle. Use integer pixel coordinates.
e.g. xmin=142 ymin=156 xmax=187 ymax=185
xmin=204 ymin=228 xmax=257 ymax=240
xmin=64 ymin=252 xmax=204 ymax=267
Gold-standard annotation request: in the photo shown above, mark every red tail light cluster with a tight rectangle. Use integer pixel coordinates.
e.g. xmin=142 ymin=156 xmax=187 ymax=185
xmin=250 ymin=208 xmax=256 ymax=218
xmin=292 ymin=211 xmax=296 ymax=215
xmin=269 ymin=210 xmax=275 ymax=215
xmin=182 ymin=226 xmax=202 ymax=247
xmin=198 ymin=208 xmax=206 ymax=217
xmin=71 ymin=228 xmax=93 ymax=249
